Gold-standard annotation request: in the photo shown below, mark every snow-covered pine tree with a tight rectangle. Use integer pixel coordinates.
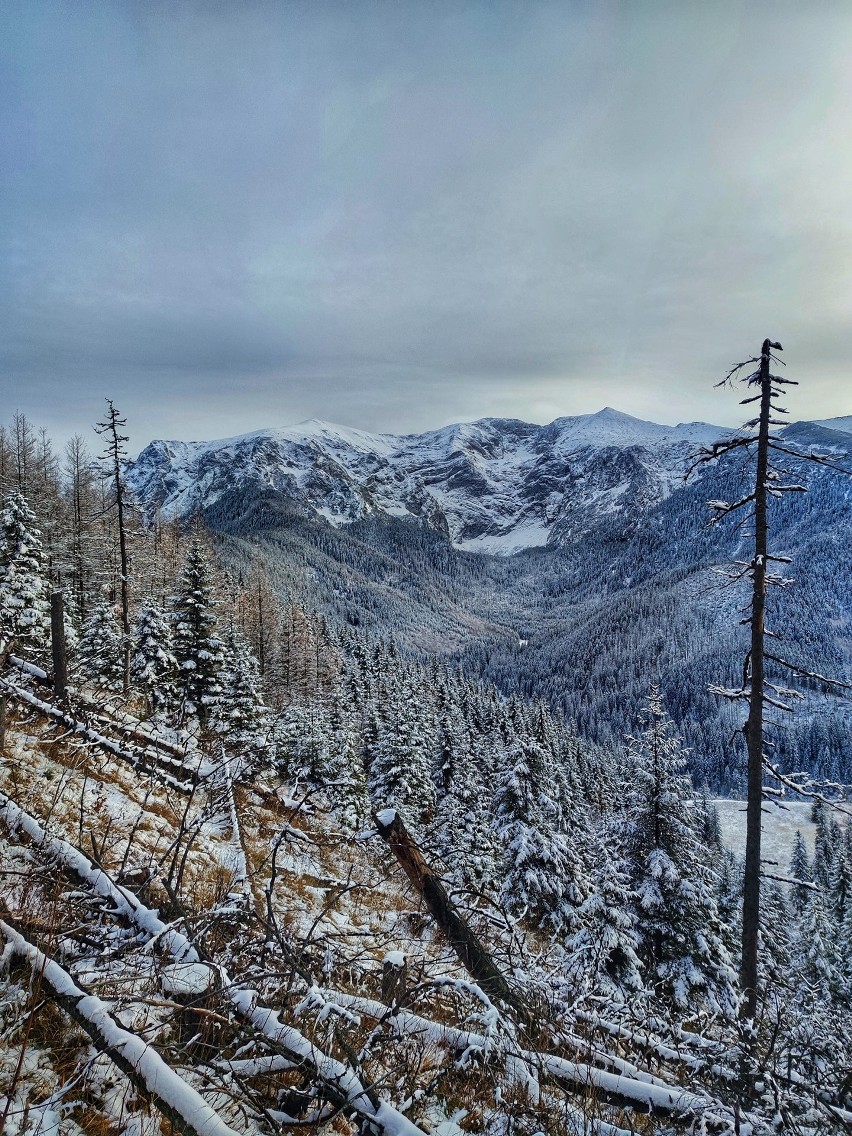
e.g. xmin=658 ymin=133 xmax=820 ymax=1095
xmin=788 ymin=830 xmax=813 ymax=920
xmin=76 ymin=601 xmax=125 ymax=691
xmin=368 ymin=671 xmax=436 ymax=832
xmin=220 ymin=629 xmax=267 ymax=732
xmin=619 ymin=688 xmax=737 ymax=1017
xmin=794 ymin=891 xmax=842 ymax=1006
xmin=811 ymin=800 xmax=834 ymax=890
xmin=0 ymin=491 xmax=51 ymax=657
xmin=171 ymin=539 xmax=225 ymax=729
xmin=827 ymin=835 xmax=850 ymax=923
xmin=759 ymin=879 xmax=793 ymax=993
xmin=216 ymin=628 xmax=269 ymax=769
xmin=840 ymin=887 xmax=852 ymax=1005
xmin=566 ymin=831 xmax=643 ymax=1003
xmin=493 ymin=724 xmax=588 ymax=937
xmin=130 ymin=600 xmax=178 ymax=717
xmin=325 ymin=690 xmax=369 ymax=827
xmin=61 ymin=434 xmax=103 ymax=623
xmin=431 ymin=696 xmax=499 ymax=895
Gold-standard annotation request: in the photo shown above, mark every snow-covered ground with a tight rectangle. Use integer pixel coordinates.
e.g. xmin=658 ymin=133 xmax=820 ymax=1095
xmin=713 ymin=798 xmax=817 ymax=868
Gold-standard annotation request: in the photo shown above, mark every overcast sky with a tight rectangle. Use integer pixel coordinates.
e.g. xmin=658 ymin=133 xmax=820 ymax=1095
xmin=2 ymin=1 xmax=851 ymax=449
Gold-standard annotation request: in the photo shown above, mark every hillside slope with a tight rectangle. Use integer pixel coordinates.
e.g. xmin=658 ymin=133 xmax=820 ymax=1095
xmin=128 ymin=411 xmax=852 ymax=791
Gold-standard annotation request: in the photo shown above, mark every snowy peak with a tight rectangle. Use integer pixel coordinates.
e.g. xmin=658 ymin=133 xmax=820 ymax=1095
xmin=127 ymin=409 xmax=731 ymax=553
xmin=813 ymin=415 xmax=852 ymax=436
xmin=542 ymin=407 xmax=723 ymax=451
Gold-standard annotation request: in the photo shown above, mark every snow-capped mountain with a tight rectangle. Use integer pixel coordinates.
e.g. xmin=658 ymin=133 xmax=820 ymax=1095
xmin=128 ymin=407 xmax=731 ymax=553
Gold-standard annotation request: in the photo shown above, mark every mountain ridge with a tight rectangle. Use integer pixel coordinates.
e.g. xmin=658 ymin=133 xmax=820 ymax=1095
xmin=127 ymin=406 xmax=741 ymax=553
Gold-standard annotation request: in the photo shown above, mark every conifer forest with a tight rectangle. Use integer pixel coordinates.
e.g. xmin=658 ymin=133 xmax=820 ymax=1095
xmin=0 ymin=359 xmax=850 ymax=1135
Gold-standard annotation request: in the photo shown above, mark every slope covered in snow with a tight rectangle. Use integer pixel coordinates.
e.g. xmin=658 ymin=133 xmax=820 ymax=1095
xmin=128 ymin=408 xmax=729 ymax=552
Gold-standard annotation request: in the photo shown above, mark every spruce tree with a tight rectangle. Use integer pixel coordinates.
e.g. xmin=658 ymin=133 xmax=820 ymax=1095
xmin=218 ymin=630 xmax=267 ymax=732
xmin=811 ymin=801 xmax=834 ymax=890
xmin=794 ymin=892 xmax=842 ymax=1006
xmin=788 ymin=831 xmax=813 ymax=920
xmin=432 ymin=700 xmax=499 ymax=895
xmin=0 ymin=491 xmax=51 ymax=657
xmin=326 ymin=691 xmax=370 ymax=827
xmin=368 ymin=672 xmax=436 ymax=832
xmin=493 ymin=727 xmax=587 ymax=936
xmin=171 ymin=539 xmax=225 ymax=729
xmin=76 ymin=601 xmax=125 ymax=691
xmin=131 ymin=600 xmax=178 ymax=717
xmin=619 ymin=688 xmax=737 ymax=1017
xmin=566 ymin=832 xmax=643 ymax=1002
xmin=216 ymin=628 xmax=269 ymax=769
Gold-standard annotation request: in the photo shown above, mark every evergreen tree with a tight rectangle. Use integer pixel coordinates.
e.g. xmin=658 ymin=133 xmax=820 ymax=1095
xmin=827 ymin=837 xmax=851 ymax=923
xmin=493 ymin=727 xmax=587 ymax=936
xmin=368 ymin=672 xmax=436 ymax=832
xmin=326 ymin=691 xmax=370 ymax=827
xmin=759 ymin=880 xmax=792 ymax=993
xmin=216 ymin=628 xmax=270 ymax=769
xmin=171 ymin=539 xmax=225 ymax=729
xmin=131 ymin=600 xmax=178 ymax=716
xmin=794 ymin=892 xmax=842 ymax=1006
xmin=432 ymin=700 xmax=499 ymax=895
xmin=218 ymin=629 xmax=267 ymax=734
xmin=788 ymin=831 xmax=813 ymax=920
xmin=76 ymin=601 xmax=125 ymax=691
xmin=811 ymin=800 xmax=834 ymax=890
xmin=0 ymin=491 xmax=51 ymax=656
xmin=619 ymin=688 xmax=737 ymax=1017
xmin=566 ymin=832 xmax=643 ymax=1002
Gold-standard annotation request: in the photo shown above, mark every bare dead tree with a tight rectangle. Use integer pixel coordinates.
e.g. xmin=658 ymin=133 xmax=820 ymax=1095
xmin=94 ymin=400 xmax=132 ymax=694
xmin=690 ymin=338 xmax=850 ymax=1022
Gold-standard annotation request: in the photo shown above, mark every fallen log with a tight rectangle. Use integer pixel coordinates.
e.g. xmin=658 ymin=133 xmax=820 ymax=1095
xmin=0 ymin=790 xmax=428 ymax=1136
xmin=0 ymin=917 xmax=241 ymax=1136
xmin=0 ymin=679 xmax=196 ymax=793
xmin=373 ymin=808 xmax=530 ymax=1021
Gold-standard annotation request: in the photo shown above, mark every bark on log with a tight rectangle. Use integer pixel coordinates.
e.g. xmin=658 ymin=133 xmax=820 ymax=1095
xmin=373 ymin=809 xmax=530 ymax=1021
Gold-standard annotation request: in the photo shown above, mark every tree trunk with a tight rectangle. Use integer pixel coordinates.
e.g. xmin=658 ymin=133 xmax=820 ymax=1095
xmin=50 ymin=591 xmax=68 ymax=701
xmin=111 ymin=435 xmax=131 ymax=695
xmin=740 ymin=338 xmax=771 ymax=1020
xmin=374 ymin=809 xmax=530 ymax=1022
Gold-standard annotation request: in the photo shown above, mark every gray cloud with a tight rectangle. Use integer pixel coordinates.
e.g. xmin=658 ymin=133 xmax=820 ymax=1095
xmin=1 ymin=1 xmax=851 ymax=451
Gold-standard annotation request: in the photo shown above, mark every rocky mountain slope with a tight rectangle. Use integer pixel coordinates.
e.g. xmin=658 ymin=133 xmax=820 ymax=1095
xmin=127 ymin=409 xmax=852 ymax=792
xmin=128 ymin=408 xmax=728 ymax=553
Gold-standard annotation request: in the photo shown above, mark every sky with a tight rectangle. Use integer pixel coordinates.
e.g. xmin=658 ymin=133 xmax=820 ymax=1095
xmin=2 ymin=1 xmax=851 ymax=450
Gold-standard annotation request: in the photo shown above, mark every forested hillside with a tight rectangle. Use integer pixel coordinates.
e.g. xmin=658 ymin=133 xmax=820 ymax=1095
xmin=0 ymin=409 xmax=850 ymax=1133
xmin=129 ymin=412 xmax=852 ymax=793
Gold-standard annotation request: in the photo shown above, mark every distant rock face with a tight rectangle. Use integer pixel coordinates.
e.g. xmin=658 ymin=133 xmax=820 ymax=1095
xmin=126 ymin=409 xmax=850 ymax=554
